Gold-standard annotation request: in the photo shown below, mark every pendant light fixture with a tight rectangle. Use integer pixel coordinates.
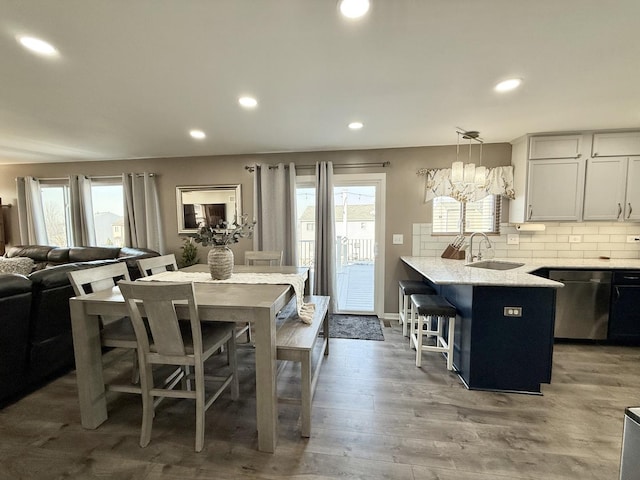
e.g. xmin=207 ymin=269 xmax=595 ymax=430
xmin=450 ymin=129 xmax=487 ymax=202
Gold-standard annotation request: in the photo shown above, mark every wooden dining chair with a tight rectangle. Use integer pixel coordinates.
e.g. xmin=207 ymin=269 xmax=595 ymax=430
xmin=68 ymin=263 xmax=141 ymax=393
xmin=118 ymin=280 xmax=239 ymax=452
xmin=244 ymin=250 xmax=283 ymax=266
xmin=136 ymin=254 xmax=178 ymax=278
xmin=236 ymin=250 xmax=284 ymax=343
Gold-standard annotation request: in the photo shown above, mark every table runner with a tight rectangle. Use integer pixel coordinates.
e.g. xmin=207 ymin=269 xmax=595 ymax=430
xmin=138 ymin=270 xmax=315 ymax=324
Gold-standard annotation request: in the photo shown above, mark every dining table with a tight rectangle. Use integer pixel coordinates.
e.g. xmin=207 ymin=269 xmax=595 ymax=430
xmin=69 ymin=263 xmax=309 ymax=453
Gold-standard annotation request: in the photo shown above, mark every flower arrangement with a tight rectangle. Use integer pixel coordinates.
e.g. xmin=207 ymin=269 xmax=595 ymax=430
xmin=192 ymin=214 xmax=256 ymax=247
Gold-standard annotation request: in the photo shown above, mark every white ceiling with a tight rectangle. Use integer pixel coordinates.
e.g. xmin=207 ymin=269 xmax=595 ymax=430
xmin=1 ymin=0 xmax=639 ymax=165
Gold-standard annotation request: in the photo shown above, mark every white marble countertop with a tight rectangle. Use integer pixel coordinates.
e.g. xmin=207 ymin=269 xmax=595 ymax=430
xmin=626 ymin=407 xmax=640 ymax=424
xmin=401 ymin=256 xmax=640 ymax=288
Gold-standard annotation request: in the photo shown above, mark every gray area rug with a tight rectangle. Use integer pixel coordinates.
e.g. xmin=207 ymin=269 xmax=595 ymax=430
xmin=276 ymin=299 xmax=384 ymax=341
xmin=329 ymin=314 xmax=384 ymax=341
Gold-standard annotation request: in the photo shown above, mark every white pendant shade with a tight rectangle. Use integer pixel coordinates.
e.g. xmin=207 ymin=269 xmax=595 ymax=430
xmin=449 ymin=129 xmax=487 ymax=202
xmin=463 ymin=163 xmax=476 ymax=183
xmin=474 ymin=166 xmax=487 ymax=184
xmin=451 ymin=161 xmax=464 ymax=183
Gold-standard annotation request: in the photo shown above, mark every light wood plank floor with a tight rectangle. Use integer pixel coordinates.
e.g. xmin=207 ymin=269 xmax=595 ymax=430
xmin=1 ymin=321 xmax=639 ymax=480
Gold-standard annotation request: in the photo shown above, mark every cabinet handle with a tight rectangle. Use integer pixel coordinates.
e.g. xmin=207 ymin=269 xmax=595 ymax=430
xmin=618 ymin=203 xmax=622 ymax=219
xmin=622 ymin=276 xmax=640 ymax=281
xmin=614 ymin=286 xmax=620 ymax=301
xmin=628 ymin=203 xmax=633 ymax=219
xmin=593 ymin=152 xmax=598 ymax=157
xmin=577 ymin=153 xmax=582 ymax=158
xmin=528 ymin=205 xmax=533 ymax=220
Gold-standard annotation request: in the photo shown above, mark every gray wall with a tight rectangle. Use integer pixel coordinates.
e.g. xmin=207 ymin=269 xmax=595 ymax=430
xmin=0 ymin=143 xmax=511 ymax=314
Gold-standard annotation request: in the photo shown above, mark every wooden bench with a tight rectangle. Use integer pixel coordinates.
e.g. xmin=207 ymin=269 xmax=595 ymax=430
xmin=276 ymin=295 xmax=330 ymax=437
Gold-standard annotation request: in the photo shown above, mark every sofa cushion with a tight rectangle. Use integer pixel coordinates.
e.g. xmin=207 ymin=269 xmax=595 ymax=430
xmin=68 ymin=247 xmax=120 ymax=262
xmin=0 ymin=257 xmax=35 ymax=276
xmin=28 ymin=261 xmax=117 ymax=289
xmin=47 ymin=247 xmax=70 ymax=264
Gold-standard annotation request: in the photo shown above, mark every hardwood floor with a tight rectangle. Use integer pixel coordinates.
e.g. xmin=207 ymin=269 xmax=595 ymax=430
xmin=1 ymin=322 xmax=639 ymax=479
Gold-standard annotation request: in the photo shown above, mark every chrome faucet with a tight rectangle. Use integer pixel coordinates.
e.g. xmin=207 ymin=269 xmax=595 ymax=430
xmin=466 ymin=232 xmax=492 ymax=263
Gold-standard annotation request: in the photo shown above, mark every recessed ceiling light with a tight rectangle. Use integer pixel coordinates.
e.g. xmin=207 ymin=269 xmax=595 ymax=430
xmin=495 ymin=78 xmax=522 ymax=92
xmin=190 ymin=130 xmax=206 ymax=139
xmin=17 ymin=35 xmax=58 ymax=57
xmin=238 ymin=96 xmax=258 ymax=109
xmin=348 ymin=122 xmax=364 ymax=130
xmin=339 ymin=0 xmax=370 ymax=19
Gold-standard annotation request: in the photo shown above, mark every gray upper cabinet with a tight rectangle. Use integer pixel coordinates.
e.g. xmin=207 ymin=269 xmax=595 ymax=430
xmin=529 ymin=135 xmax=582 ymax=160
xmin=583 ymin=157 xmax=628 ymax=220
xmin=625 ymin=157 xmax=640 ymax=221
xmin=583 ymin=131 xmax=640 ymax=221
xmin=511 ymin=130 xmax=640 ymax=223
xmin=592 ymin=132 xmax=640 ymax=157
xmin=510 ymin=134 xmax=586 ymax=223
xmin=527 ymin=158 xmax=585 ymax=221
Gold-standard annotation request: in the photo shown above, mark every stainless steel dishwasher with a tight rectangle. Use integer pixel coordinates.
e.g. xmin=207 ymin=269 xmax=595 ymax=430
xmin=549 ymin=270 xmax=612 ymax=339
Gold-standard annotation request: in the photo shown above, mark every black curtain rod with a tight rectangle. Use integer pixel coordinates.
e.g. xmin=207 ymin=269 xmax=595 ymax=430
xmin=244 ymin=161 xmax=390 ymax=173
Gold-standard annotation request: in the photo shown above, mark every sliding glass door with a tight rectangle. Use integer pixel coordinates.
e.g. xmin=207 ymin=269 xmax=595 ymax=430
xmin=295 ymin=173 xmax=385 ymax=315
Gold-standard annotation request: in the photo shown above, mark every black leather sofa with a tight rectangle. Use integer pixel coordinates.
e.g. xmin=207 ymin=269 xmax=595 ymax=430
xmin=0 ymin=245 xmax=159 ymax=407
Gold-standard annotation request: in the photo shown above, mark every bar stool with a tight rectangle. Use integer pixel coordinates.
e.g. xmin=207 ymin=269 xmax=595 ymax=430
xmin=409 ymin=294 xmax=457 ymax=371
xmin=398 ymin=280 xmax=436 ymax=336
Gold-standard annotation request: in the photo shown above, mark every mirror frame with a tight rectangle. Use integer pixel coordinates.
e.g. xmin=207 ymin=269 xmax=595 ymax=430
xmin=176 ymin=184 xmax=242 ymax=234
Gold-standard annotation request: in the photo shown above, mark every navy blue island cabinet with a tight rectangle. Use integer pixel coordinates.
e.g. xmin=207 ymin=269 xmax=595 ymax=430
xmin=439 ymin=283 xmax=557 ymax=394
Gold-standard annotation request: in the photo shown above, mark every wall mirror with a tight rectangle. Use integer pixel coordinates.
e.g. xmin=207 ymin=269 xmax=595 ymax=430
xmin=176 ymin=184 xmax=242 ymax=234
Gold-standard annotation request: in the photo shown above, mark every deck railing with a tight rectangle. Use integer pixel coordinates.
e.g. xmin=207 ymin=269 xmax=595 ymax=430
xmin=297 ymin=237 xmax=375 ymax=268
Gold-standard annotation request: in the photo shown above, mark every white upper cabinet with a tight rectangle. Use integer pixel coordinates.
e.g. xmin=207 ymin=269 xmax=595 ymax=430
xmin=529 ymin=135 xmax=582 ymax=159
xmin=592 ymin=132 xmax=640 ymax=157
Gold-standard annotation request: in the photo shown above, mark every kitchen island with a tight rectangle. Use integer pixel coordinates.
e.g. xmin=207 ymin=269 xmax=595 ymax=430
xmin=401 ymin=256 xmax=563 ymax=394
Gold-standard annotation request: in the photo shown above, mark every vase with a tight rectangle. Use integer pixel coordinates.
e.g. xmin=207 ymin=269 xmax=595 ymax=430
xmin=208 ymin=246 xmax=234 ymax=280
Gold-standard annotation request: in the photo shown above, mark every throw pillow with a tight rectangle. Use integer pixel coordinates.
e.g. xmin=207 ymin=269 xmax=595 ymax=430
xmin=0 ymin=256 xmax=35 ymax=275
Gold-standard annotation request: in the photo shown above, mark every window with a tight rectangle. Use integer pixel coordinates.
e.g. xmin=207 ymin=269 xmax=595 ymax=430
xmin=40 ymin=182 xmax=71 ymax=247
xmin=432 ymin=195 xmax=500 ymax=234
xmin=90 ymin=180 xmax=124 ymax=247
xmin=38 ymin=177 xmax=124 ymax=247
xmin=296 ymin=185 xmax=316 ymax=268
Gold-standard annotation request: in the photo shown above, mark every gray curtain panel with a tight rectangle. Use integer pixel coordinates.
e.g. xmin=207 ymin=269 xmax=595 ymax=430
xmin=69 ymin=175 xmax=96 ymax=246
xmin=122 ymin=173 xmax=165 ymax=253
xmin=15 ymin=176 xmax=47 ymax=245
xmin=252 ymin=162 xmax=298 ymax=266
xmin=313 ymin=161 xmax=336 ymax=312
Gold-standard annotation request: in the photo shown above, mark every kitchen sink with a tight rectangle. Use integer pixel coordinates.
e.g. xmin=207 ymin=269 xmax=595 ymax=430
xmin=466 ymin=260 xmax=525 ymax=271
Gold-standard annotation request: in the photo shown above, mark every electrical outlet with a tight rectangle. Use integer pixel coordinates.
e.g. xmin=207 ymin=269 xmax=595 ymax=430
xmin=507 ymin=234 xmax=520 ymax=245
xmin=626 ymin=235 xmax=640 ymax=243
xmin=569 ymin=235 xmax=582 ymax=243
xmin=504 ymin=307 xmax=522 ymax=317
xmin=392 ymin=234 xmax=404 ymax=245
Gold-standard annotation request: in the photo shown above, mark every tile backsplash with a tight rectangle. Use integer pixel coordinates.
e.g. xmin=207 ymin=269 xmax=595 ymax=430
xmin=412 ymin=222 xmax=640 ymax=260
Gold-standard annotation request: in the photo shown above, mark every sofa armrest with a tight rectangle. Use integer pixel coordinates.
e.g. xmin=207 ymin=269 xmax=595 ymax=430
xmin=5 ymin=245 xmax=55 ymax=262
